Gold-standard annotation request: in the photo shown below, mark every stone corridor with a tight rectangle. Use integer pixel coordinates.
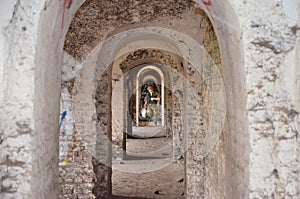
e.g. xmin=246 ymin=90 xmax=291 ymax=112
xmin=59 ymin=125 xmax=184 ymax=199
xmin=1 ymin=0 xmax=300 ymax=199
xmin=112 ymin=129 xmax=185 ymax=199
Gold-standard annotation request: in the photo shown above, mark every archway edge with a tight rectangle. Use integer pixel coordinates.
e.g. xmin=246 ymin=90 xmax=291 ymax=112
xmin=0 ymin=0 xmax=88 ymax=198
xmin=136 ymin=64 xmax=165 ymax=126
xmin=33 ymin=0 xmax=87 ymax=197
xmin=195 ymin=0 xmax=249 ymax=198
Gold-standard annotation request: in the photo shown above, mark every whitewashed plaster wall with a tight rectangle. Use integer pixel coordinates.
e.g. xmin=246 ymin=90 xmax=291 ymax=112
xmin=0 ymin=0 xmax=85 ymax=198
xmin=239 ymin=1 xmax=299 ymax=198
xmin=0 ymin=1 xmax=50 ymax=198
xmin=33 ymin=0 xmax=87 ymax=197
xmin=198 ymin=0 xmax=300 ymax=198
xmin=59 ymin=52 xmax=83 ymax=164
xmin=0 ymin=1 xmax=18 ymax=105
xmin=205 ymin=0 xmax=299 ymax=198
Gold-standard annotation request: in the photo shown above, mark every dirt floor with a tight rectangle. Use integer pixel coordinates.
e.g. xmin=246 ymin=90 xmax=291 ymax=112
xmin=112 ymin=127 xmax=185 ymax=199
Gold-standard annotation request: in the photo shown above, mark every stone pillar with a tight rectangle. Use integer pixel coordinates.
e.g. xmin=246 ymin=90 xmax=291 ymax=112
xmin=94 ymin=69 xmax=112 ymax=198
xmin=0 ymin=1 xmax=61 ymax=198
xmin=238 ymin=1 xmax=300 ymax=198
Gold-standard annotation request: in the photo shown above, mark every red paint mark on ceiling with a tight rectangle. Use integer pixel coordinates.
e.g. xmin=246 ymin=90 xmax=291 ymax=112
xmin=61 ymin=0 xmax=72 ymax=28
xmin=202 ymin=0 xmax=212 ymax=6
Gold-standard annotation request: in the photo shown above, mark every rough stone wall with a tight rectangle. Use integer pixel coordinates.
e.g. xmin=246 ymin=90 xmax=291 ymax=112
xmin=59 ymin=86 xmax=75 ymax=164
xmin=59 ymin=52 xmax=82 ymax=165
xmin=117 ymin=49 xmax=185 ymax=154
xmin=72 ymin=61 xmax=98 ymax=161
xmin=0 ymin=0 xmax=87 ymax=198
xmin=64 ymin=0 xmax=193 ymax=59
xmin=58 ymin=54 xmax=95 ymax=199
xmin=200 ymin=13 xmax=225 ymax=199
xmin=59 ymin=128 xmax=94 ymax=199
xmin=111 ymin=77 xmax=125 ymax=146
xmin=204 ymin=135 xmax=225 ymax=199
xmin=238 ymin=1 xmax=300 ymax=198
xmin=62 ymin=43 xmax=113 ymax=198
xmin=60 ymin=49 xmax=113 ymax=198
xmin=180 ymin=9 xmax=226 ymax=198
xmin=184 ymin=59 xmax=210 ymax=198
xmin=0 ymin=1 xmax=54 ymax=198
xmin=0 ymin=1 xmax=17 ymax=105
xmin=296 ymin=29 xmax=300 ymax=111
xmin=94 ymin=69 xmax=112 ymax=198
xmin=172 ymin=84 xmax=185 ymax=159
xmin=296 ymin=21 xmax=300 ymax=199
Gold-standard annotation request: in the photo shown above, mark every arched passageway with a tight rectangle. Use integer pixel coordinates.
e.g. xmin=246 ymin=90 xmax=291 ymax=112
xmin=0 ymin=1 xmax=237 ymax=197
xmin=7 ymin=0 xmax=300 ymax=199
xmin=135 ymin=64 xmax=165 ymax=127
xmin=58 ymin=0 xmax=228 ymax=195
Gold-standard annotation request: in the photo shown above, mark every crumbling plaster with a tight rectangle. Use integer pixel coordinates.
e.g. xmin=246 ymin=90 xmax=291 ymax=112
xmin=233 ymin=1 xmax=300 ymax=198
xmin=0 ymin=1 xmax=17 ymax=105
xmin=0 ymin=0 xmax=86 ymax=198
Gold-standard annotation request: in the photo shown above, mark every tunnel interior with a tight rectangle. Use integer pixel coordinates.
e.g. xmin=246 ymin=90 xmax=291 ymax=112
xmin=57 ymin=0 xmax=232 ymax=198
xmin=4 ymin=0 xmax=300 ymax=199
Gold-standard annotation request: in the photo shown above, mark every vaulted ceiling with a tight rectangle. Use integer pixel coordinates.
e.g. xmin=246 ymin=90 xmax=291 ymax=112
xmin=63 ymin=0 xmax=194 ymax=59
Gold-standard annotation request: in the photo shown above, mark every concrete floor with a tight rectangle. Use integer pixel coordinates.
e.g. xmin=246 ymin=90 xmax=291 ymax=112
xmin=112 ymin=127 xmax=185 ymax=199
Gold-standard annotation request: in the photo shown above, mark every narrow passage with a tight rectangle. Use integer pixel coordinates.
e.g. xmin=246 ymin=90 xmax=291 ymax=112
xmin=112 ymin=127 xmax=185 ymax=199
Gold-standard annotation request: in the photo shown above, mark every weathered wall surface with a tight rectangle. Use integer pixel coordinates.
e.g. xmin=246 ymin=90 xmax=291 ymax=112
xmin=0 ymin=1 xmax=47 ymax=198
xmin=239 ymin=1 xmax=300 ymax=198
xmin=0 ymin=0 xmax=85 ymax=198
xmin=0 ymin=1 xmax=18 ymax=105
xmin=33 ymin=0 xmax=86 ymax=197
xmin=196 ymin=0 xmax=249 ymax=197
xmin=58 ymin=55 xmax=95 ymax=198
xmin=59 ymin=52 xmax=82 ymax=165
xmin=1 ymin=0 xmax=299 ymax=199
xmin=58 ymin=127 xmax=94 ymax=199
xmin=64 ymin=0 xmax=193 ymax=59
xmin=199 ymin=12 xmax=225 ymax=199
